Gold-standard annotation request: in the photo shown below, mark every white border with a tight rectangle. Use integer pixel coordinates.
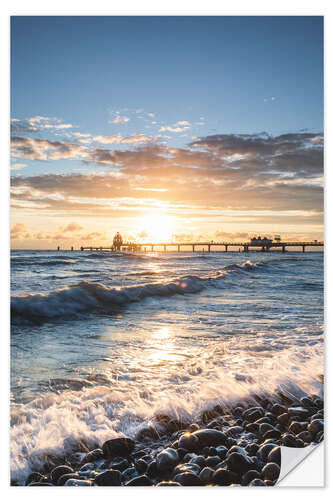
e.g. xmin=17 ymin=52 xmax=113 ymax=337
xmin=1 ymin=1 xmax=331 ymax=498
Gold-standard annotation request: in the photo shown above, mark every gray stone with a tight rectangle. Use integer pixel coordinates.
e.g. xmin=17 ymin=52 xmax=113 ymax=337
xmin=102 ymin=437 xmax=135 ymax=458
xmin=94 ymin=469 xmax=122 ymax=486
xmin=156 ymin=448 xmax=179 ymax=472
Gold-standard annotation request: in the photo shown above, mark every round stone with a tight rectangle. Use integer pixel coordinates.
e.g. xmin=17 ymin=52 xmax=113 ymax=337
xmin=249 ymin=478 xmax=266 ymax=486
xmin=212 ymin=468 xmax=239 ymax=486
xmin=308 ymin=419 xmax=324 ymax=434
xmin=50 ymin=465 xmax=74 ymax=483
xmin=173 ymin=472 xmax=202 ymax=486
xmin=192 ymin=429 xmax=228 ymax=447
xmin=267 ymin=446 xmax=281 ymax=465
xmin=102 ymin=437 xmax=135 ymax=458
xmin=125 ymin=474 xmax=152 ymax=486
xmin=257 ymin=443 xmax=277 ymax=461
xmin=241 ymin=470 xmax=261 ymax=486
xmin=81 ymin=448 xmax=104 ymax=465
xmin=205 ymin=455 xmax=222 ymax=468
xmin=289 ymin=421 xmax=308 ymax=434
xmin=262 ymin=462 xmax=280 ymax=481
xmin=178 ymin=432 xmax=199 ymax=451
xmin=94 ymin=469 xmax=122 ymax=486
xmin=65 ymin=479 xmax=92 ymax=486
xmin=199 ymin=467 xmax=214 ymax=484
xmin=156 ymin=448 xmax=179 ymax=472
xmin=226 ymin=452 xmax=253 ymax=473
xmin=57 ymin=473 xmax=80 ymax=486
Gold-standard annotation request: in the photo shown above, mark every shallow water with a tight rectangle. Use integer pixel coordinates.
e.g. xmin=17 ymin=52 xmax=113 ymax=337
xmin=10 ymin=250 xmax=324 ymax=483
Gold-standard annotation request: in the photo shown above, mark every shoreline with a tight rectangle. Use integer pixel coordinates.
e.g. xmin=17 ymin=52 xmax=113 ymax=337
xmin=14 ymin=388 xmax=324 ymax=487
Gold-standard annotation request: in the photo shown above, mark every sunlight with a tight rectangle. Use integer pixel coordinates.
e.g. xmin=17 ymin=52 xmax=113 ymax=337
xmin=136 ymin=213 xmax=174 ymax=243
xmin=152 ymin=327 xmax=170 ymax=339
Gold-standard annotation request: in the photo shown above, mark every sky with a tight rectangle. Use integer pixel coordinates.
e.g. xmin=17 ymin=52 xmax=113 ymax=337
xmin=10 ymin=16 xmax=324 ymax=248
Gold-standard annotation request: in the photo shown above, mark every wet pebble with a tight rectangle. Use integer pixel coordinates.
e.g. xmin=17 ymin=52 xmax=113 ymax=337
xmin=262 ymin=462 xmax=280 ymax=481
xmin=156 ymin=448 xmax=179 ymax=472
xmin=257 ymin=443 xmax=277 ymax=461
xmin=308 ymin=419 xmax=324 ymax=434
xmin=199 ymin=467 xmax=214 ymax=483
xmin=57 ymin=473 xmax=80 ymax=486
xmin=249 ymin=478 xmax=266 ymax=486
xmin=173 ymin=472 xmax=202 ymax=486
xmin=94 ymin=469 xmax=122 ymax=486
xmin=226 ymin=452 xmax=254 ymax=473
xmin=81 ymin=448 xmax=104 ymax=465
xmin=267 ymin=446 xmax=281 ymax=465
xmin=241 ymin=470 xmax=261 ymax=486
xmin=50 ymin=465 xmax=74 ymax=483
xmin=102 ymin=437 xmax=135 ymax=458
xmin=205 ymin=455 xmax=222 ymax=468
xmin=65 ymin=479 xmax=92 ymax=486
xmin=126 ymin=474 xmax=152 ymax=486
xmin=212 ymin=468 xmax=239 ymax=486
xmin=192 ymin=429 xmax=228 ymax=447
xmin=178 ymin=432 xmax=199 ymax=451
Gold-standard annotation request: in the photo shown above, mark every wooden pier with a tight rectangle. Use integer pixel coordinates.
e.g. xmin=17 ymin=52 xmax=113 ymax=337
xmin=77 ymin=241 xmax=323 ymax=253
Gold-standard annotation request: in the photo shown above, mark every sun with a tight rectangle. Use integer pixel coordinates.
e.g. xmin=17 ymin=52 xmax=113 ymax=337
xmin=137 ymin=213 xmax=174 ymax=242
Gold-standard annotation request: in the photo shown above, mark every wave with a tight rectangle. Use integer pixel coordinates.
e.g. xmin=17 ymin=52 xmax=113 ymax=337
xmin=11 ymin=260 xmax=267 ymax=325
xmin=11 ymin=259 xmax=76 ymax=267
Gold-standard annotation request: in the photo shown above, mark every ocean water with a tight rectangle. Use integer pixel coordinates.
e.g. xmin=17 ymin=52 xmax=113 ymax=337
xmin=10 ymin=249 xmax=324 ymax=483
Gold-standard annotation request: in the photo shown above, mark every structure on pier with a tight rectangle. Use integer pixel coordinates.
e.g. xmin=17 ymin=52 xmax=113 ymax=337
xmin=112 ymin=232 xmax=123 ymax=251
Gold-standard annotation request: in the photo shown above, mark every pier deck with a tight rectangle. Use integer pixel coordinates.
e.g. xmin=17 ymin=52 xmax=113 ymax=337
xmin=77 ymin=241 xmax=323 ymax=253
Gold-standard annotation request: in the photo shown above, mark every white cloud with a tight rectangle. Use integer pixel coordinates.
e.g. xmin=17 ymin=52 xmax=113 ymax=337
xmin=109 ymin=116 xmax=130 ymax=124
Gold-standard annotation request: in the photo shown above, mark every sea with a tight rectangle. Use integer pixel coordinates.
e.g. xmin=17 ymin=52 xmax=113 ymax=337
xmin=10 ymin=249 xmax=324 ymax=483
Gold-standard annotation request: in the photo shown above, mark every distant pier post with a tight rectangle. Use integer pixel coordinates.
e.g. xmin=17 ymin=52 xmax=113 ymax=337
xmin=71 ymin=246 xmax=74 ymax=251
xmin=302 ymin=245 xmax=305 ymax=252
xmin=192 ymin=245 xmax=195 ymax=252
xmin=80 ymin=246 xmax=83 ymax=251
xmin=282 ymin=245 xmax=286 ymax=252
xmin=57 ymin=246 xmax=60 ymax=251
xmin=208 ymin=244 xmax=211 ymax=252
xmin=225 ymin=245 xmax=228 ymax=252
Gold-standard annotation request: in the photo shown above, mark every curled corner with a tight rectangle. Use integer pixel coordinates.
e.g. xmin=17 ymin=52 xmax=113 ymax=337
xmin=277 ymin=442 xmax=324 ymax=486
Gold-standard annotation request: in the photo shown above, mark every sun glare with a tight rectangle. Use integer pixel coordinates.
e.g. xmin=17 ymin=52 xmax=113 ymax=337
xmin=137 ymin=213 xmax=174 ymax=242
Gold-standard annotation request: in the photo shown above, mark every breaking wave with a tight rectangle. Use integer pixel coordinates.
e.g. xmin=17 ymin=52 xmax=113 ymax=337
xmin=11 ymin=261 xmax=266 ymax=325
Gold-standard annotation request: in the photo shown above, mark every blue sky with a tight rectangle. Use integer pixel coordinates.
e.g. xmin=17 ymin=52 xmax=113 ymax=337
xmin=11 ymin=17 xmax=323 ymax=138
xmin=10 ymin=16 xmax=324 ymax=247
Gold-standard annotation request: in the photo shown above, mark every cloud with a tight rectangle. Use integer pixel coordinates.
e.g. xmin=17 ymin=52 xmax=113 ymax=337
xmin=93 ymin=133 xmax=152 ymax=145
xmin=159 ymin=121 xmax=190 ymax=133
xmin=109 ymin=115 xmax=130 ymax=124
xmin=63 ymin=222 xmax=83 ymax=232
xmin=10 ymin=131 xmax=323 ymax=228
xmin=11 ymin=116 xmax=73 ymax=134
xmin=11 ymin=163 xmax=27 ymax=170
xmin=11 ymin=223 xmax=31 ymax=239
xmin=11 ymin=136 xmax=87 ymax=161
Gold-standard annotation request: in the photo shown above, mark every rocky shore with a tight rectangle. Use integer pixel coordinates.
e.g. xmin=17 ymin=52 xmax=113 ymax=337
xmin=17 ymin=391 xmax=323 ymax=487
